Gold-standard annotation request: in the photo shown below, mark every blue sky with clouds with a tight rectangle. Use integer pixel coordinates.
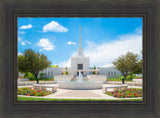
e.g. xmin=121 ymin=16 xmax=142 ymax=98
xmin=18 ymin=17 xmax=142 ymax=67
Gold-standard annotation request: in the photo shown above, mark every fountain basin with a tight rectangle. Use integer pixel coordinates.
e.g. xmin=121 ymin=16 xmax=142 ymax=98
xmin=58 ymin=81 xmax=103 ymax=89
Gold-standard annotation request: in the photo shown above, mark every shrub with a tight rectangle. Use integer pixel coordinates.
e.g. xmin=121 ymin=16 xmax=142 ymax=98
xmin=39 ymin=73 xmax=46 ymax=78
xmin=125 ymin=73 xmax=136 ymax=81
xmin=28 ymin=78 xmax=36 ymax=81
xmin=65 ymin=71 xmax=68 ymax=75
xmin=24 ymin=72 xmax=35 ymax=79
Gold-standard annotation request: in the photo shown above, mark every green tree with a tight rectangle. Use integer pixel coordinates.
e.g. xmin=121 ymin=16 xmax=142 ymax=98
xmin=113 ymin=52 xmax=139 ymax=84
xmin=18 ymin=49 xmax=51 ymax=84
xmin=132 ymin=50 xmax=143 ymax=74
xmin=132 ymin=59 xmax=142 ymax=74
xmin=18 ymin=55 xmax=27 ymax=73
xmin=49 ymin=65 xmax=59 ymax=68
xmin=65 ymin=71 xmax=68 ymax=75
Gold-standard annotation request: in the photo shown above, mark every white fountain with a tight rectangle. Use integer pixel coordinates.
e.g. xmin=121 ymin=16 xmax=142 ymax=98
xmin=77 ymin=71 xmax=83 ymax=82
xmin=58 ymin=70 xmax=103 ymax=90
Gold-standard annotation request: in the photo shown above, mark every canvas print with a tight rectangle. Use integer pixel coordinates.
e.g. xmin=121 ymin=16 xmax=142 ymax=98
xmin=17 ymin=17 xmax=143 ymax=101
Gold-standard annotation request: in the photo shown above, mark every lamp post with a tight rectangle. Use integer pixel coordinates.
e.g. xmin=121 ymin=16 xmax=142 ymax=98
xmin=120 ymin=74 xmax=125 ymax=84
xmin=36 ymin=73 xmax=39 ymax=84
xmin=122 ymin=78 xmax=125 ymax=84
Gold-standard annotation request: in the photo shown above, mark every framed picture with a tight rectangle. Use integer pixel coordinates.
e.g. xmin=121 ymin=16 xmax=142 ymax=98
xmin=16 ymin=16 xmax=144 ymax=104
xmin=1 ymin=0 xmax=160 ymax=117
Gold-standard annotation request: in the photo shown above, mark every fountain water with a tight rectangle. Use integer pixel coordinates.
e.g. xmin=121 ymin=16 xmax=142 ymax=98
xmin=58 ymin=70 xmax=103 ymax=89
xmin=77 ymin=71 xmax=83 ymax=82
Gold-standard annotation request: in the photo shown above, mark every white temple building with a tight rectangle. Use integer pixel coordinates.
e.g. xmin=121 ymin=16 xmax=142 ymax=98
xmin=39 ymin=26 xmax=121 ymax=79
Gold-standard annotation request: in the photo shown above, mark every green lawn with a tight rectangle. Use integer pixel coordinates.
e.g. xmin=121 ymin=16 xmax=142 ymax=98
xmin=107 ymin=78 xmax=132 ymax=81
xmin=18 ymin=96 xmax=142 ymax=101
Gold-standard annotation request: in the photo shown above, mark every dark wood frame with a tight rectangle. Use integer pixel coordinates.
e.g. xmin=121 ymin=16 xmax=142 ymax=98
xmin=1 ymin=0 xmax=160 ymax=117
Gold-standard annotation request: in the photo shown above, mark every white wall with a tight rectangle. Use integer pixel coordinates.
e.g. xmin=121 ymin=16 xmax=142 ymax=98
xmin=97 ymin=66 xmax=121 ymax=78
xmin=87 ymin=75 xmax=107 ymax=82
xmin=39 ymin=66 xmax=121 ymax=79
xmin=71 ymin=56 xmax=90 ymax=75
xmin=54 ymin=75 xmax=73 ymax=82
xmin=39 ymin=67 xmax=62 ymax=78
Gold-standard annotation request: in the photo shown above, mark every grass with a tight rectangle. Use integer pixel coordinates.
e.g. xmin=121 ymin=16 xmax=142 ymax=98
xmin=107 ymin=78 xmax=132 ymax=81
xmin=18 ymin=96 xmax=142 ymax=101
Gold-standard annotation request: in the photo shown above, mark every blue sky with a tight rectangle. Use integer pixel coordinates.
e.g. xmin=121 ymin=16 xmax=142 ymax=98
xmin=18 ymin=17 xmax=142 ymax=67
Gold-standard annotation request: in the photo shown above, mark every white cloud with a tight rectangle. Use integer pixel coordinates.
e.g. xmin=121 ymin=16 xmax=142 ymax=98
xmin=67 ymin=41 xmax=76 ymax=45
xmin=38 ymin=38 xmax=54 ymax=51
xmin=59 ymin=60 xmax=71 ymax=67
xmin=18 ymin=53 xmax=23 ymax=56
xmin=19 ymin=24 xmax=32 ymax=29
xmin=59 ymin=52 xmax=77 ymax=67
xmin=25 ymin=41 xmax=31 ymax=44
xmin=59 ymin=28 xmax=142 ymax=67
xmin=18 ymin=37 xmax=22 ymax=41
xmin=18 ymin=37 xmax=31 ymax=45
xmin=21 ymin=42 xmax=26 ymax=45
xmin=135 ymin=26 xmax=142 ymax=34
xmin=84 ymin=34 xmax=142 ymax=67
xmin=43 ymin=21 xmax=68 ymax=32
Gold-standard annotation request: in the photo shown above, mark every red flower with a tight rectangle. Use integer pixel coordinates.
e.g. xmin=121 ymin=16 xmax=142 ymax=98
xmin=128 ymin=93 xmax=132 ymax=96
xmin=119 ymin=94 xmax=122 ymax=96
xmin=34 ymin=92 xmax=36 ymax=95
xmin=41 ymin=92 xmax=45 ymax=96
xmin=134 ymin=93 xmax=137 ymax=96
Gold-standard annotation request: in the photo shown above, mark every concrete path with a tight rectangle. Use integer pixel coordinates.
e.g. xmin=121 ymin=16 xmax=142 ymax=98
xmin=56 ymin=90 xmax=101 ymax=97
xmin=18 ymin=85 xmax=142 ymax=100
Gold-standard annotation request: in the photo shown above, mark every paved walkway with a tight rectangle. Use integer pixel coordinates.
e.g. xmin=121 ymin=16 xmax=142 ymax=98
xmin=18 ymin=87 xmax=142 ymax=100
xmin=42 ymin=88 xmax=116 ymax=99
xmin=18 ymin=84 xmax=142 ymax=99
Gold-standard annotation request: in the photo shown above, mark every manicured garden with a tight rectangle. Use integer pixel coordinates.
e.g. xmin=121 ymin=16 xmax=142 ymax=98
xmin=106 ymin=88 xmax=142 ymax=98
xmin=18 ymin=87 xmax=53 ymax=96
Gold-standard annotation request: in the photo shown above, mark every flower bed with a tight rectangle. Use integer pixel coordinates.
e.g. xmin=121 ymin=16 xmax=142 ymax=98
xmin=106 ymin=88 xmax=142 ymax=98
xmin=136 ymin=78 xmax=142 ymax=79
xmin=17 ymin=87 xmax=52 ymax=96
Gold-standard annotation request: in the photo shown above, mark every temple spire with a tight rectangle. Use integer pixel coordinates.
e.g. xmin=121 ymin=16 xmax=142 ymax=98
xmin=79 ymin=26 xmax=81 ymax=48
xmin=78 ymin=26 xmax=83 ymax=56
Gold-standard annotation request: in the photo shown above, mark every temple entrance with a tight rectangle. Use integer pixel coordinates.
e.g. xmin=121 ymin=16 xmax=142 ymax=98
xmin=77 ymin=64 xmax=83 ymax=75
xmin=78 ymin=64 xmax=83 ymax=69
